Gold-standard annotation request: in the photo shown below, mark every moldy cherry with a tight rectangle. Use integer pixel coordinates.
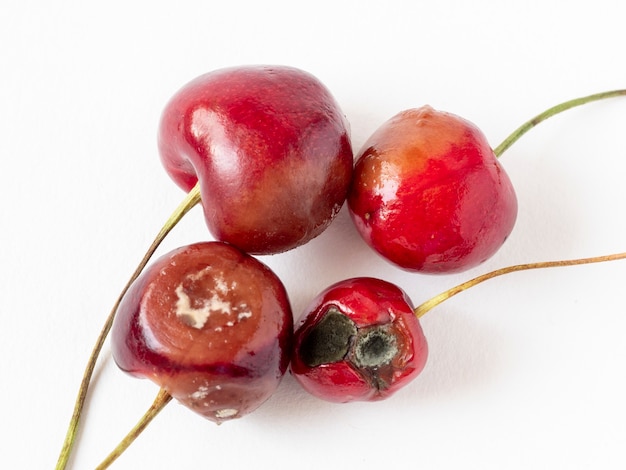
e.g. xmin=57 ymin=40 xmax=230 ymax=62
xmin=290 ymin=277 xmax=428 ymax=403
xmin=111 ymin=241 xmax=293 ymax=423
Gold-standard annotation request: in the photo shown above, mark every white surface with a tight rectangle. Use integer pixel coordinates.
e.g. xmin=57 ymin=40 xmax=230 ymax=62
xmin=2 ymin=1 xmax=626 ymax=469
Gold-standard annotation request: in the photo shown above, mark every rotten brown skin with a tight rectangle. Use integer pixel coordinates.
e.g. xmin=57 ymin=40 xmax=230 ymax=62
xmin=111 ymin=242 xmax=293 ymax=424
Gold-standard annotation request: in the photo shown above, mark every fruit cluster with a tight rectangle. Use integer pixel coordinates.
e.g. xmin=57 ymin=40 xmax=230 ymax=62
xmin=123 ymin=64 xmax=518 ymax=414
xmin=56 ymin=65 xmax=625 ymax=469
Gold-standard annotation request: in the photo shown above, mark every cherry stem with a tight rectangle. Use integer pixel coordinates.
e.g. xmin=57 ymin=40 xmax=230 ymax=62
xmin=493 ymin=89 xmax=626 ymax=157
xmin=55 ymin=184 xmax=201 ymax=470
xmin=95 ymin=388 xmax=173 ymax=470
xmin=414 ymin=252 xmax=626 ymax=318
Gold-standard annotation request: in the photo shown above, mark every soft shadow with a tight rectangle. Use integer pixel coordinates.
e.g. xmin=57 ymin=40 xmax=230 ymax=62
xmin=259 ymin=204 xmax=394 ymax=317
xmin=245 ymin=376 xmax=341 ymax=431
xmin=407 ymin=308 xmax=513 ymax=402
xmin=249 ymin=306 xmax=512 ymax=428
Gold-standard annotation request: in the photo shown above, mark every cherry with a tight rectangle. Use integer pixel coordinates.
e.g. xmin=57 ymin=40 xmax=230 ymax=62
xmin=158 ymin=65 xmax=353 ymax=255
xmin=110 ymin=241 xmax=293 ymax=424
xmin=348 ymin=106 xmax=518 ymax=273
xmin=290 ymin=252 xmax=626 ymax=404
xmin=290 ymin=277 xmax=428 ymax=403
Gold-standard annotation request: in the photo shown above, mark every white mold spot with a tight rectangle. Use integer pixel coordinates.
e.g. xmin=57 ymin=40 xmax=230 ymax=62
xmin=215 ymin=409 xmax=238 ymax=419
xmin=174 ymin=270 xmax=235 ymax=329
xmin=173 ymin=270 xmax=251 ymax=330
xmin=175 ymin=284 xmax=233 ymax=329
xmin=215 ymin=277 xmax=228 ymax=294
xmin=190 ymin=386 xmax=210 ymax=401
xmin=237 ymin=311 xmax=252 ymax=321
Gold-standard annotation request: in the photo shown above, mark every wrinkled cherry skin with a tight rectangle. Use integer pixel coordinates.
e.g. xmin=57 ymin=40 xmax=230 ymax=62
xmin=158 ymin=65 xmax=354 ymax=255
xmin=111 ymin=242 xmax=293 ymax=423
xmin=348 ymin=106 xmax=518 ymax=273
xmin=290 ymin=278 xmax=428 ymax=403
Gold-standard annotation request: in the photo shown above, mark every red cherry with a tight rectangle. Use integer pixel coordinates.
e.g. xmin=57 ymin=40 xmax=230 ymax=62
xmin=348 ymin=106 xmax=518 ymax=273
xmin=290 ymin=277 xmax=428 ymax=403
xmin=158 ymin=65 xmax=353 ymax=255
xmin=111 ymin=241 xmax=293 ymax=423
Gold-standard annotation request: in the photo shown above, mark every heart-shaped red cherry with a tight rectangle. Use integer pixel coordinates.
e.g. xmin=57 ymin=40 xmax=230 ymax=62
xmin=111 ymin=241 xmax=293 ymax=423
xmin=290 ymin=277 xmax=428 ymax=403
xmin=158 ymin=65 xmax=353 ymax=255
xmin=348 ymin=106 xmax=518 ymax=273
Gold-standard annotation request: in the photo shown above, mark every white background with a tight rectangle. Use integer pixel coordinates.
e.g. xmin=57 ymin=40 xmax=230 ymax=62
xmin=2 ymin=1 xmax=626 ymax=469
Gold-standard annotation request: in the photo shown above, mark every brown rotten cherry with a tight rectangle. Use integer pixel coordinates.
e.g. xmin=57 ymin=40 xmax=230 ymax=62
xmin=111 ymin=241 xmax=293 ymax=423
xmin=158 ymin=65 xmax=353 ymax=255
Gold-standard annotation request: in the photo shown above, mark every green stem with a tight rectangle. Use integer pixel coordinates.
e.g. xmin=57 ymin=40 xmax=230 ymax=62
xmin=414 ymin=252 xmax=626 ymax=318
xmin=95 ymin=389 xmax=173 ymax=470
xmin=493 ymin=89 xmax=626 ymax=157
xmin=55 ymin=184 xmax=201 ymax=470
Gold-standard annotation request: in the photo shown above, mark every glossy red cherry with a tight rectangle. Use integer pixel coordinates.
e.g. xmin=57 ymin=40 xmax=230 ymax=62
xmin=348 ymin=106 xmax=518 ymax=273
xmin=111 ymin=241 xmax=293 ymax=423
xmin=158 ymin=65 xmax=353 ymax=255
xmin=290 ymin=277 xmax=428 ymax=403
